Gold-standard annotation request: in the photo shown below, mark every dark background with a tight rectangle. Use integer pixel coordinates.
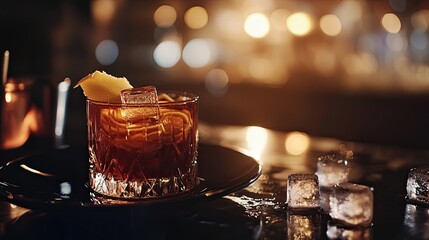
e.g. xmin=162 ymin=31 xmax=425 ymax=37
xmin=2 ymin=0 xmax=429 ymax=149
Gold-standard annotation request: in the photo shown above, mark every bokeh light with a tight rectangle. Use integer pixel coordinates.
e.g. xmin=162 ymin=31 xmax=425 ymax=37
xmin=410 ymin=30 xmax=428 ymax=51
xmin=386 ymin=33 xmax=405 ymax=52
xmin=244 ymin=13 xmax=270 ymax=38
xmin=60 ymin=182 xmax=72 ymax=195
xmin=287 ymin=12 xmax=313 ymax=36
xmin=184 ymin=6 xmax=208 ymax=29
xmin=284 ymin=132 xmax=310 ymax=156
xmin=95 ymin=40 xmax=119 ymax=65
xmin=5 ymin=92 xmax=11 ymax=103
xmin=154 ymin=5 xmax=177 ymax=28
xmin=411 ymin=10 xmax=429 ymax=32
xmin=320 ymin=14 xmax=342 ymax=36
xmin=153 ymin=40 xmax=181 ymax=68
xmin=91 ymin=0 xmax=117 ymax=25
xmin=183 ymin=39 xmax=216 ymax=68
xmin=382 ymin=13 xmax=401 ymax=33
xmin=334 ymin=0 xmax=362 ymax=30
xmin=205 ymin=69 xmax=229 ymax=97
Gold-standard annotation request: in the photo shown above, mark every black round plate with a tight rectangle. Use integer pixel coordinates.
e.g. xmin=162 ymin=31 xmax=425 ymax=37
xmin=0 ymin=144 xmax=261 ymax=211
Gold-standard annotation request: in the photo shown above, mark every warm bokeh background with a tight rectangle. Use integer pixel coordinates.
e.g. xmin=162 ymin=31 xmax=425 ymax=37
xmin=2 ymin=0 xmax=429 ymax=149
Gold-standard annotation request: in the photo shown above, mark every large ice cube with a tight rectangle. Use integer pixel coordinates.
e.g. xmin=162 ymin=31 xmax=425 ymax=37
xmin=406 ymin=166 xmax=429 ymax=205
xmin=329 ymin=182 xmax=374 ymax=227
xmin=287 ymin=174 xmax=320 ymax=210
xmin=120 ymin=86 xmax=160 ymax=120
xmin=316 ymin=154 xmax=350 ymax=188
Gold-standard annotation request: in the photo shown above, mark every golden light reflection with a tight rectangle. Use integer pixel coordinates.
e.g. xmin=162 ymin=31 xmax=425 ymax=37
xmin=287 ymin=12 xmax=313 ymax=36
xmin=320 ymin=14 xmax=342 ymax=36
xmin=5 ymin=92 xmax=12 ymax=103
xmin=244 ymin=13 xmax=270 ymax=38
xmin=245 ymin=126 xmax=268 ymax=160
xmin=184 ymin=6 xmax=208 ymax=29
xmin=154 ymin=5 xmax=177 ymax=28
xmin=382 ymin=13 xmax=401 ymax=34
xmin=9 ymin=203 xmax=30 ymax=219
xmin=20 ymin=164 xmax=53 ymax=177
xmin=285 ymin=132 xmax=310 ymax=156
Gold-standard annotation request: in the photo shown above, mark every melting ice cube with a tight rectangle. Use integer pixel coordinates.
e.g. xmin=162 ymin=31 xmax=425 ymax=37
xmin=287 ymin=174 xmax=320 ymax=210
xmin=316 ymin=154 xmax=349 ymax=188
xmin=120 ymin=86 xmax=160 ymax=120
xmin=406 ymin=166 xmax=429 ymax=206
xmin=329 ymin=182 xmax=374 ymax=227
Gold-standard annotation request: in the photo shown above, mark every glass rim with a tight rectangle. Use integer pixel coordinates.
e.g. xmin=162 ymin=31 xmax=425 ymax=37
xmin=86 ymin=90 xmax=199 ymax=107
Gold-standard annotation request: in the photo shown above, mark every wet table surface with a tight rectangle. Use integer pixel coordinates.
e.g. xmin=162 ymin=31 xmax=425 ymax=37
xmin=0 ymin=123 xmax=429 ymax=239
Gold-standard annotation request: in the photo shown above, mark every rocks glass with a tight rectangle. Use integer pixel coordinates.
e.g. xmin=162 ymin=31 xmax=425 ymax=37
xmin=86 ymin=91 xmax=198 ymax=199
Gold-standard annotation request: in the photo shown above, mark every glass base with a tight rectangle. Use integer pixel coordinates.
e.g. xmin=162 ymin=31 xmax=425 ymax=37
xmin=89 ymin=164 xmax=198 ymax=199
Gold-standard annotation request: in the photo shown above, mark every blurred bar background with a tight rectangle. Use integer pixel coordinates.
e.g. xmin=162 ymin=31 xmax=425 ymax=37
xmin=1 ymin=0 xmax=429 ymax=149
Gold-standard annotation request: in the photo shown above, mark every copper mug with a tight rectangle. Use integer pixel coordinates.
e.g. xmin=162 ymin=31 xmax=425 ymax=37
xmin=0 ymin=76 xmax=67 ymax=150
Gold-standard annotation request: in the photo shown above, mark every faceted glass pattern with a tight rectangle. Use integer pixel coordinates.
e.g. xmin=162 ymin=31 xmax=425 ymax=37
xmin=87 ymin=91 xmax=198 ymax=199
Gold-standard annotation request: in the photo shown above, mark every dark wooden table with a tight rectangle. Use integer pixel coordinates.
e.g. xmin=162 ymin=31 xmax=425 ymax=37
xmin=0 ymin=123 xmax=428 ymax=239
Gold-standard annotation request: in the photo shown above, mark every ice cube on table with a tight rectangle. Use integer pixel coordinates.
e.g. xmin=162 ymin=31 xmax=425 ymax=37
xmin=120 ymin=86 xmax=160 ymax=120
xmin=316 ymin=154 xmax=349 ymax=188
xmin=329 ymin=182 xmax=374 ymax=227
xmin=406 ymin=166 xmax=429 ymax=206
xmin=287 ymin=174 xmax=320 ymax=210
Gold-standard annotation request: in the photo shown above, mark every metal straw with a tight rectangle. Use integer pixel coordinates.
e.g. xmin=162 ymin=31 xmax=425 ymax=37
xmin=54 ymin=78 xmax=71 ymax=148
xmin=0 ymin=51 xmax=9 ymax=139
xmin=2 ymin=50 xmax=9 ymax=86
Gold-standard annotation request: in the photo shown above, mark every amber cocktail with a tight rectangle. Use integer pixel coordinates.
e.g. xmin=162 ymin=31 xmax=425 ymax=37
xmin=87 ymin=91 xmax=198 ymax=199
